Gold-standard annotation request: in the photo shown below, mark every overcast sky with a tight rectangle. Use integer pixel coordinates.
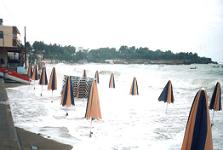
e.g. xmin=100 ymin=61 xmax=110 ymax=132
xmin=0 ymin=0 xmax=222 ymax=62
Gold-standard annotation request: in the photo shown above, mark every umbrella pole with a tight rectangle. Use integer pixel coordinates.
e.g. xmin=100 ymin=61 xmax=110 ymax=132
xmin=40 ymin=85 xmax=43 ymax=96
xmin=51 ymin=91 xmax=53 ymax=103
xmin=89 ymin=118 xmax=93 ymax=137
xmin=65 ymin=109 xmax=68 ymax=116
xmin=165 ymin=103 xmax=168 ymax=114
xmin=34 ymin=80 xmax=35 ymax=90
xmin=211 ymin=110 xmax=215 ymax=127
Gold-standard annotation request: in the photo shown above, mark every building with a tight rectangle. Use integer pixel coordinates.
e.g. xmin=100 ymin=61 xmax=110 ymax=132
xmin=0 ymin=19 xmax=26 ymax=71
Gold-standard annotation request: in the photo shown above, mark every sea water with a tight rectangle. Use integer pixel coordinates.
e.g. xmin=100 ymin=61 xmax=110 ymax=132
xmin=7 ymin=63 xmax=223 ymax=150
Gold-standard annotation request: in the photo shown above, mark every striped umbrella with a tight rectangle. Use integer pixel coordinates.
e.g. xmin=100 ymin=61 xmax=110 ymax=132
xmin=130 ymin=77 xmax=139 ymax=95
xmin=61 ymin=76 xmax=75 ymax=116
xmin=109 ymin=73 xmax=115 ymax=88
xmin=85 ymin=80 xmax=102 ymax=137
xmin=95 ymin=70 xmax=99 ymax=84
xmin=31 ymin=65 xmax=39 ymax=90
xmin=27 ymin=64 xmax=32 ymax=78
xmin=48 ymin=67 xmax=57 ymax=102
xmin=39 ymin=67 xmax=48 ymax=96
xmin=181 ymin=89 xmax=213 ymax=150
xmin=209 ymin=82 xmax=221 ymax=126
xmin=83 ymin=69 xmax=87 ymax=78
xmin=158 ymin=80 xmax=174 ymax=113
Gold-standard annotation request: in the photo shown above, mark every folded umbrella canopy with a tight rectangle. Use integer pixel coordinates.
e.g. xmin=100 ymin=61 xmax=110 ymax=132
xmin=61 ymin=76 xmax=75 ymax=116
xmin=130 ymin=77 xmax=139 ymax=95
xmin=95 ymin=70 xmax=99 ymax=84
xmin=27 ymin=64 xmax=32 ymax=78
xmin=209 ymin=82 xmax=221 ymax=126
xmin=31 ymin=65 xmax=39 ymax=90
xmin=39 ymin=67 xmax=48 ymax=96
xmin=48 ymin=67 xmax=57 ymax=102
xmin=85 ymin=80 xmax=102 ymax=137
xmin=83 ymin=69 xmax=87 ymax=78
xmin=109 ymin=73 xmax=115 ymax=88
xmin=181 ymin=89 xmax=213 ymax=150
xmin=158 ymin=80 xmax=174 ymax=113
xmin=158 ymin=80 xmax=174 ymax=103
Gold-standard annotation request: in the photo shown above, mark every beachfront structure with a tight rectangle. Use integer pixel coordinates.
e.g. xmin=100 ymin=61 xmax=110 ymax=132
xmin=0 ymin=19 xmax=25 ymax=70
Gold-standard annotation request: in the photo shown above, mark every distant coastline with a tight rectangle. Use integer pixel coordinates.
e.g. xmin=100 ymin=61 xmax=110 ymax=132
xmin=45 ymin=58 xmax=218 ymax=65
xmin=26 ymin=41 xmax=217 ymax=65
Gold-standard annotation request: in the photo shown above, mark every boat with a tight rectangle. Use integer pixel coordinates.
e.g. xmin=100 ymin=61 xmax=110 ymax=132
xmin=0 ymin=68 xmax=6 ymax=77
xmin=190 ymin=66 xmax=197 ymax=69
xmin=0 ymin=19 xmax=30 ymax=84
xmin=0 ymin=68 xmax=30 ymax=84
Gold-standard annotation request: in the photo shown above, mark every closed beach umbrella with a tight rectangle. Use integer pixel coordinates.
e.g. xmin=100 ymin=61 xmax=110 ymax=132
xmin=85 ymin=80 xmax=102 ymax=137
xmin=83 ymin=69 xmax=87 ymax=78
xmin=95 ymin=70 xmax=99 ymax=84
xmin=181 ymin=89 xmax=213 ymax=150
xmin=48 ymin=67 xmax=57 ymax=102
xmin=158 ymin=80 xmax=174 ymax=113
xmin=61 ymin=76 xmax=75 ymax=115
xmin=31 ymin=65 xmax=39 ymax=89
xmin=158 ymin=80 xmax=174 ymax=103
xmin=130 ymin=77 xmax=139 ymax=95
xmin=209 ymin=82 xmax=221 ymax=126
xmin=27 ymin=64 xmax=32 ymax=78
xmin=39 ymin=67 xmax=48 ymax=96
xmin=109 ymin=73 xmax=115 ymax=88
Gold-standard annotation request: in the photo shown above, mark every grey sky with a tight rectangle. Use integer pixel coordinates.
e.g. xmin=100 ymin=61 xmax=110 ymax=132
xmin=0 ymin=0 xmax=222 ymax=62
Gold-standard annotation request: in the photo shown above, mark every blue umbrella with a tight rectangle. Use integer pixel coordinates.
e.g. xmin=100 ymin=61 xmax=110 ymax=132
xmin=48 ymin=67 xmax=57 ymax=102
xmin=95 ymin=70 xmax=99 ymax=84
xmin=130 ymin=77 xmax=139 ymax=95
xmin=109 ymin=73 xmax=115 ymax=88
xmin=209 ymin=82 xmax=221 ymax=126
xmin=61 ymin=76 xmax=75 ymax=116
xmin=181 ymin=89 xmax=213 ymax=150
xmin=158 ymin=80 xmax=174 ymax=113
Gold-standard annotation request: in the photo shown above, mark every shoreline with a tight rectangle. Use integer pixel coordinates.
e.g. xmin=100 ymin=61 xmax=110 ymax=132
xmin=0 ymin=79 xmax=73 ymax=150
xmin=16 ymin=127 xmax=72 ymax=150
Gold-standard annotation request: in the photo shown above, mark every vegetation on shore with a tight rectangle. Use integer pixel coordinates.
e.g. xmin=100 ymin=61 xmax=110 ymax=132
xmin=26 ymin=41 xmax=216 ymax=64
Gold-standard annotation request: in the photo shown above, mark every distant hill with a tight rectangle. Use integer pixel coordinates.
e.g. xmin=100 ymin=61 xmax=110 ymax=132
xmin=26 ymin=41 xmax=217 ymax=64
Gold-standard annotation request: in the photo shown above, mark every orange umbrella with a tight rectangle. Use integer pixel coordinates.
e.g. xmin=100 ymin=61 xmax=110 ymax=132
xmin=158 ymin=80 xmax=174 ymax=112
xmin=95 ymin=70 xmax=99 ymax=84
xmin=31 ymin=65 xmax=39 ymax=90
xmin=181 ymin=89 xmax=213 ymax=150
xmin=48 ymin=67 xmax=57 ymax=102
xmin=85 ymin=80 xmax=102 ymax=137
xmin=109 ymin=73 xmax=115 ymax=88
xmin=209 ymin=82 xmax=221 ymax=126
xmin=130 ymin=77 xmax=139 ymax=95
xmin=39 ymin=67 xmax=48 ymax=96
xmin=61 ymin=76 xmax=75 ymax=116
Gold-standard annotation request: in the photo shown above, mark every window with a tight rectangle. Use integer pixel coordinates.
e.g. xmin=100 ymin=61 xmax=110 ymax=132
xmin=0 ymin=31 xmax=3 ymax=39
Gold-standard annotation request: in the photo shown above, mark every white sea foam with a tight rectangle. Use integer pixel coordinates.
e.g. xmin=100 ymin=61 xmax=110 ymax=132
xmin=7 ymin=63 xmax=223 ymax=150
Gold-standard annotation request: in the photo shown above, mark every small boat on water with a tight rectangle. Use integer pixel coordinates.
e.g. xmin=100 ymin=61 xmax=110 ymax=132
xmin=190 ymin=66 xmax=197 ymax=69
xmin=0 ymin=68 xmax=30 ymax=84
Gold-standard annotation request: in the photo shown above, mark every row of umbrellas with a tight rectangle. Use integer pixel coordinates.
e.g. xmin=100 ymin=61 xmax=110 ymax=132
xmin=28 ymin=65 xmax=102 ymax=137
xmin=28 ymin=64 xmax=57 ymax=96
xmin=59 ymin=68 xmax=222 ymax=147
xmin=28 ymin=65 xmax=222 ymax=145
